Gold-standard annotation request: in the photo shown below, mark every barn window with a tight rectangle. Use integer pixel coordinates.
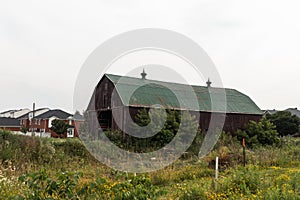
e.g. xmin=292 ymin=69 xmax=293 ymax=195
xmin=104 ymin=83 xmax=108 ymax=90
xmin=103 ymin=94 xmax=108 ymax=107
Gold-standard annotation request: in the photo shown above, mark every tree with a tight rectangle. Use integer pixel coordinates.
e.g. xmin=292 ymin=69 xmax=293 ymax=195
xmin=103 ymin=108 xmax=200 ymax=153
xmin=123 ymin=108 xmax=199 ymax=152
xmin=50 ymin=119 xmax=70 ymax=138
xmin=236 ymin=117 xmax=280 ymax=147
xmin=79 ymin=110 xmax=89 ymax=137
xmin=132 ymin=108 xmax=180 ymax=149
xmin=74 ymin=110 xmax=81 ymax=115
xmin=20 ymin=126 xmax=29 ymax=134
xmin=266 ymin=111 xmax=300 ymax=136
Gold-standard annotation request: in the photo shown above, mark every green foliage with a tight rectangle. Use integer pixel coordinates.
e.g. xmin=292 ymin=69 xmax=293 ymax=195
xmin=134 ymin=108 xmax=151 ymax=127
xmin=106 ymin=108 xmax=199 ymax=153
xmin=214 ymin=131 xmax=240 ymax=150
xmin=50 ymin=119 xmax=70 ymax=137
xmin=1 ymin=130 xmax=300 ymax=199
xmin=133 ymin=108 xmax=180 ymax=144
xmin=207 ymin=132 xmax=244 ymax=169
xmin=222 ymin=165 xmax=261 ymax=195
xmin=253 ymin=137 xmax=300 ymax=167
xmin=18 ymin=170 xmax=82 ymax=199
xmin=79 ymin=110 xmax=89 ymax=138
xmin=178 ymin=111 xmax=198 ymax=144
xmin=172 ymin=165 xmax=300 ymax=199
xmin=0 ymin=130 xmax=93 ymax=169
xmin=130 ymin=108 xmax=174 ymax=151
xmin=186 ymin=128 xmax=203 ymax=156
xmin=20 ymin=126 xmax=29 ymax=134
xmin=216 ymin=165 xmax=300 ymax=199
xmin=111 ymin=176 xmax=166 ymax=200
xmin=236 ymin=118 xmax=280 ymax=147
xmin=17 ymin=171 xmax=165 ymax=200
xmin=178 ymin=184 xmax=207 ymax=200
xmin=0 ymin=129 xmax=41 ymax=163
xmin=266 ymin=110 xmax=300 ymax=136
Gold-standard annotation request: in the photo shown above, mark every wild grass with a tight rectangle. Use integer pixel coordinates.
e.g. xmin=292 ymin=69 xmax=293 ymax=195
xmin=0 ymin=129 xmax=299 ymax=199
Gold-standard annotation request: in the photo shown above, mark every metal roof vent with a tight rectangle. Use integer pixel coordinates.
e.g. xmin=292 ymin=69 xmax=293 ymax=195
xmin=206 ymin=78 xmax=212 ymax=87
xmin=141 ymin=68 xmax=147 ymax=80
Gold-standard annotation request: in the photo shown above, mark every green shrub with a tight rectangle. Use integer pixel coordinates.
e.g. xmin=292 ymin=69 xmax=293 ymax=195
xmin=18 ymin=170 xmax=82 ymax=199
xmin=236 ymin=118 xmax=280 ymax=147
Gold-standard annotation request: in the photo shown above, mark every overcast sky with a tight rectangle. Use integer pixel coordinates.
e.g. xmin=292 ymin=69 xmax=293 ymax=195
xmin=1 ymin=0 xmax=300 ymax=113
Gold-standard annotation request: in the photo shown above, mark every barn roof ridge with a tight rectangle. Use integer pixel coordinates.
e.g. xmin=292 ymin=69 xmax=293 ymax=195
xmin=104 ymin=73 xmax=237 ymax=90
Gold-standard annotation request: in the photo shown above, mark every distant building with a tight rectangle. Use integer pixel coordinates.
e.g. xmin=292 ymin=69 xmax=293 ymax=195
xmin=262 ymin=109 xmax=278 ymax=115
xmin=0 ymin=108 xmax=30 ymax=118
xmin=90 ymin=72 xmax=263 ymax=134
xmin=18 ymin=108 xmax=50 ymax=120
xmin=0 ymin=117 xmax=21 ymax=132
xmin=0 ymin=107 xmax=83 ymax=138
xmin=263 ymin=108 xmax=300 ymax=118
xmin=285 ymin=108 xmax=300 ymax=118
xmin=20 ymin=109 xmax=80 ymax=138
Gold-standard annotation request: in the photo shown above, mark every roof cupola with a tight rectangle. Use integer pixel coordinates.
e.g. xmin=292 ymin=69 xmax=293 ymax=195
xmin=141 ymin=68 xmax=147 ymax=80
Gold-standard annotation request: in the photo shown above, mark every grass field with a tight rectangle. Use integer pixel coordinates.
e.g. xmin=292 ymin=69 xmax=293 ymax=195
xmin=0 ymin=129 xmax=299 ymax=199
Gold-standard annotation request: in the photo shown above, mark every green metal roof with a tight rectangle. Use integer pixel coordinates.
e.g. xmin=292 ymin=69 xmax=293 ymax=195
xmin=105 ymin=74 xmax=262 ymax=115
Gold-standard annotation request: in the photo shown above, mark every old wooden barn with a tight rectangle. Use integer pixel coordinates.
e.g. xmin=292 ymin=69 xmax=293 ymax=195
xmin=91 ymin=72 xmax=263 ymax=134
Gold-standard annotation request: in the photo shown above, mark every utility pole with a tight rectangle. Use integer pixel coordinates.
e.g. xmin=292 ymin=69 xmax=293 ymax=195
xmin=31 ymin=103 xmax=35 ymax=137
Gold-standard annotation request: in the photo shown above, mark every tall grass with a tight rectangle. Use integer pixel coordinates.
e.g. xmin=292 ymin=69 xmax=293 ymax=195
xmin=1 ymin=129 xmax=299 ymax=199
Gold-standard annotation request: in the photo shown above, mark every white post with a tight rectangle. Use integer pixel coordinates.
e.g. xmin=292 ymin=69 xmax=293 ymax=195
xmin=215 ymin=156 xmax=219 ymax=180
xmin=215 ymin=156 xmax=219 ymax=191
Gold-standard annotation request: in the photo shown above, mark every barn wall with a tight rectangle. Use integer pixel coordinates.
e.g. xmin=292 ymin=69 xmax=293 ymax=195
xmin=224 ymin=113 xmax=261 ymax=134
xmin=196 ymin=111 xmax=262 ymax=134
xmin=111 ymin=107 xmax=123 ymax=130
xmin=110 ymin=107 xmax=138 ymax=133
xmin=119 ymin=107 xmax=262 ymax=135
xmin=93 ymin=75 xmax=124 ymax=130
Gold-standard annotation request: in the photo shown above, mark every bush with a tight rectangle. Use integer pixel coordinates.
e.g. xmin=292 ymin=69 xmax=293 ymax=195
xmin=18 ymin=170 xmax=82 ymax=199
xmin=105 ymin=109 xmax=199 ymax=154
xmin=0 ymin=129 xmax=41 ymax=164
xmin=236 ymin=118 xmax=280 ymax=147
xmin=0 ymin=131 xmax=95 ymax=172
xmin=18 ymin=171 xmax=165 ymax=200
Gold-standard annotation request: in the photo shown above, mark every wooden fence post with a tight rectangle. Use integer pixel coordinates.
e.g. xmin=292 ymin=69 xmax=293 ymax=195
xmin=242 ymin=138 xmax=246 ymax=167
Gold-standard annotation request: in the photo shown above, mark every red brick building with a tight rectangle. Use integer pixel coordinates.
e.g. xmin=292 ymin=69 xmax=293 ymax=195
xmin=19 ymin=109 xmax=81 ymax=138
